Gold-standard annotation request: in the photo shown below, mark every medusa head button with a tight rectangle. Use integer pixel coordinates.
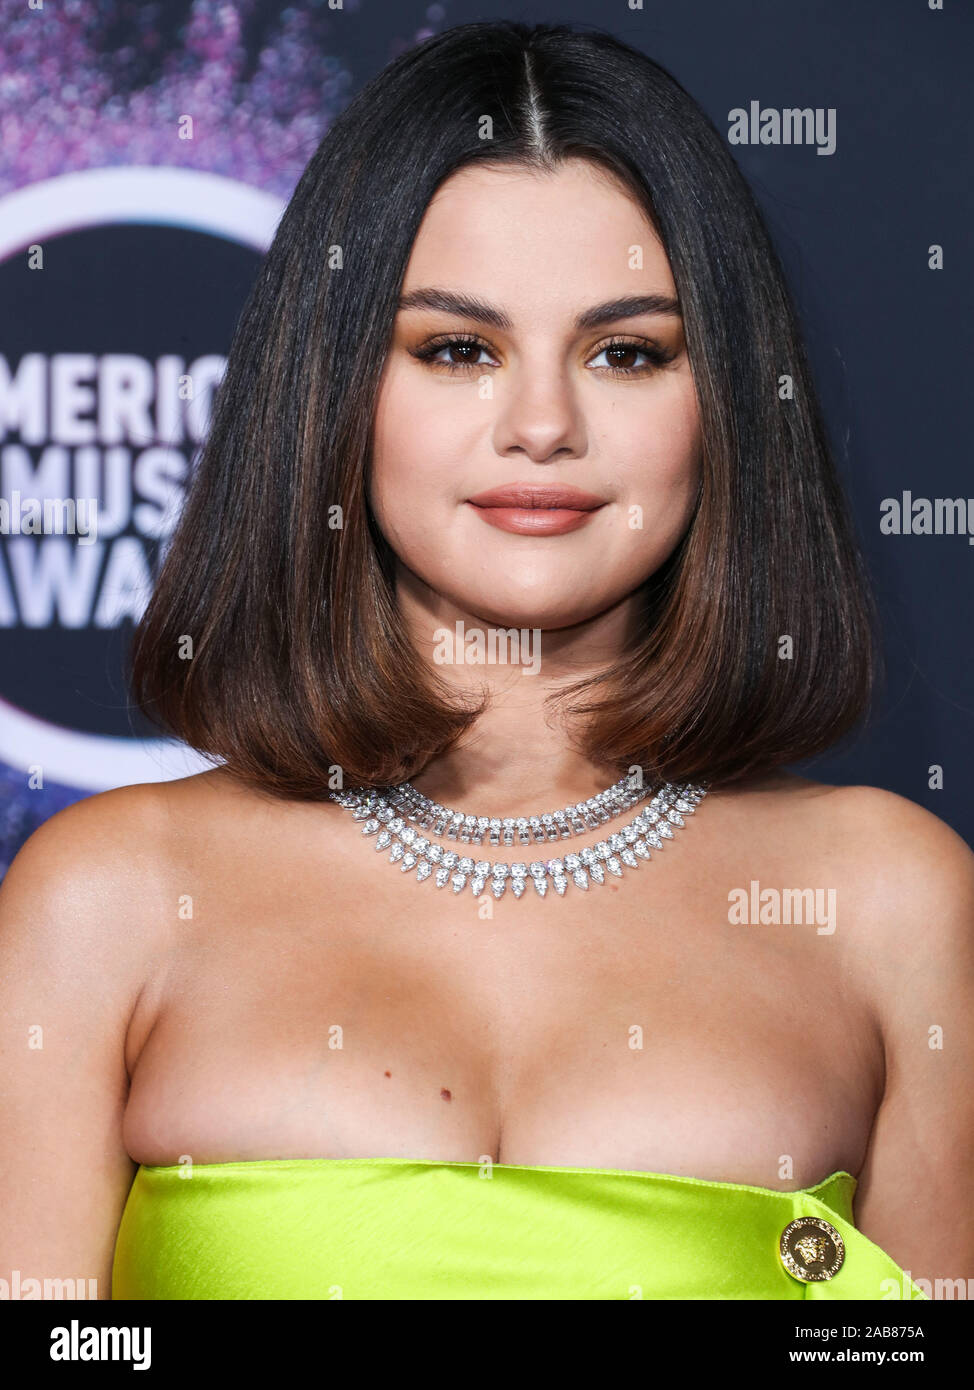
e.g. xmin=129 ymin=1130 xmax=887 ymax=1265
xmin=779 ymin=1217 xmax=845 ymax=1282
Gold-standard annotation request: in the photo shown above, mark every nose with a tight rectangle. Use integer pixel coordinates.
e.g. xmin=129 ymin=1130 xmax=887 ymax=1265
xmin=490 ymin=356 xmax=587 ymax=464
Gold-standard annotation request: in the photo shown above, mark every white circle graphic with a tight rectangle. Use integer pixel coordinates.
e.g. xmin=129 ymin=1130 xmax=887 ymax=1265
xmin=0 ymin=166 xmax=284 ymax=790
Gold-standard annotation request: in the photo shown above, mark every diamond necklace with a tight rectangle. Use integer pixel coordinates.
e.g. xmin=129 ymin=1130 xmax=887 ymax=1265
xmin=329 ymin=779 xmax=707 ymax=900
xmin=381 ymin=771 xmax=652 ymax=846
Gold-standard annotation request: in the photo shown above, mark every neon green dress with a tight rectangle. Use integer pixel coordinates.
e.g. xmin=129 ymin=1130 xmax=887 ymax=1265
xmin=110 ymin=1157 xmax=927 ymax=1300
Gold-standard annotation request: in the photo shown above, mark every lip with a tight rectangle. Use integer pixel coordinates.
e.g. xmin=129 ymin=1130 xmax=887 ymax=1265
xmin=467 ymin=484 xmax=606 ymax=510
xmin=466 ymin=483 xmax=607 ymax=536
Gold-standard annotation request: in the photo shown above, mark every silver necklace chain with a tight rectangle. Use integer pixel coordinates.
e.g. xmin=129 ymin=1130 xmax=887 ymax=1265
xmin=329 ymin=779 xmax=708 ymax=901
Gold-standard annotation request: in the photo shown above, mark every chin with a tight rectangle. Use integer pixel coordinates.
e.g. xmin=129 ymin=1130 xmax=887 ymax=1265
xmin=449 ymin=586 xmax=619 ymax=632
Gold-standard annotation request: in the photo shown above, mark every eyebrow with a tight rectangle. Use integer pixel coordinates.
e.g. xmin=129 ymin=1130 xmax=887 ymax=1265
xmin=396 ymin=287 xmax=682 ymax=330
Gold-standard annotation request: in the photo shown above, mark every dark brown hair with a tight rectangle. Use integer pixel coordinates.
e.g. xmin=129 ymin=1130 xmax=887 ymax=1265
xmin=130 ymin=19 xmax=877 ymax=797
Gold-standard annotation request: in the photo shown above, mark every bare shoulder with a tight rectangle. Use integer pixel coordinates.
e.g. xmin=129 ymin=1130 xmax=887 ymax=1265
xmin=5 ymin=764 xmax=260 ymax=861
xmin=1 ymin=762 xmax=341 ymax=932
xmin=819 ymin=778 xmax=973 ymax=858
xmin=714 ymin=770 xmax=972 ymax=874
xmin=706 ymin=770 xmax=974 ymax=946
xmin=0 ymin=767 xmax=248 ymax=959
xmin=806 ymin=778 xmax=974 ymax=940
xmin=2 ymin=778 xmax=162 ymax=912
xmin=4 ymin=767 xmax=209 ymax=885
xmin=737 ymin=772 xmax=973 ymax=972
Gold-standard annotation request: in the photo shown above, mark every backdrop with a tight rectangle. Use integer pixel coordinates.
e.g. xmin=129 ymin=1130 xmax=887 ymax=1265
xmin=1 ymin=0 xmax=971 ymax=875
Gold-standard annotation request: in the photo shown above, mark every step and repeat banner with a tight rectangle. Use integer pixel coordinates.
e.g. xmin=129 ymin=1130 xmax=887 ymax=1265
xmin=0 ymin=0 xmax=441 ymax=869
xmin=1 ymin=0 xmax=971 ymax=872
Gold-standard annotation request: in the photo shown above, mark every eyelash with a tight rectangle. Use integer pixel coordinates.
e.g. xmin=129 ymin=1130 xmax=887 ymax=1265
xmin=409 ymin=333 xmax=678 ymax=378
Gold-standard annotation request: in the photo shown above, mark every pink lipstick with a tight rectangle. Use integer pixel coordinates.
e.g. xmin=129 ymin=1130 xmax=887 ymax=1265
xmin=466 ymin=483 xmax=607 ymax=536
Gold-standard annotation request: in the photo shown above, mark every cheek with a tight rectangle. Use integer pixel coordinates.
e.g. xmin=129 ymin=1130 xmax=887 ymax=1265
xmin=598 ymin=387 xmax=701 ymax=558
xmin=614 ymin=381 xmax=702 ymax=505
xmin=370 ymin=366 xmax=472 ymax=509
xmin=369 ymin=367 xmax=464 ymax=561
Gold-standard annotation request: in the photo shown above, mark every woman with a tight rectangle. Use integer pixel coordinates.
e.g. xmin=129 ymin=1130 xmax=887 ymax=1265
xmin=1 ymin=20 xmax=970 ymax=1301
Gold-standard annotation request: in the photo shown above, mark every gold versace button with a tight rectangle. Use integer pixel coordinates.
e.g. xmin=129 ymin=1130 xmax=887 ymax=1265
xmin=779 ymin=1217 xmax=845 ymax=1282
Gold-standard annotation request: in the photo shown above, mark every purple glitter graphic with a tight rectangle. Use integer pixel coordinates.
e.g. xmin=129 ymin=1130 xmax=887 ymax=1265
xmin=0 ymin=0 xmax=446 ymax=200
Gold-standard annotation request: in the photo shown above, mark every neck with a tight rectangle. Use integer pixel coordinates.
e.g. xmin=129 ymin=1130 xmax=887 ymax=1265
xmin=395 ymin=564 xmax=644 ymax=817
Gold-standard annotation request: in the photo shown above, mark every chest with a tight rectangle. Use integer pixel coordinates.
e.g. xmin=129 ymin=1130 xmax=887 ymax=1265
xmin=123 ymin=853 xmax=884 ymax=1188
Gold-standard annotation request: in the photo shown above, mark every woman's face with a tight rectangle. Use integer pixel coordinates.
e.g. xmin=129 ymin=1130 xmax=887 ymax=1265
xmin=370 ymin=158 xmax=702 ymax=630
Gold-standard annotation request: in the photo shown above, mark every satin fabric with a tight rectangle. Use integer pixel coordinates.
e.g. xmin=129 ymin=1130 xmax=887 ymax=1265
xmin=111 ymin=1157 xmax=927 ymax=1301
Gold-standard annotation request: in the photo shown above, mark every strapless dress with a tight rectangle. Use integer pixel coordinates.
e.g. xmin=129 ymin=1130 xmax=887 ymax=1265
xmin=110 ymin=1157 xmax=927 ymax=1300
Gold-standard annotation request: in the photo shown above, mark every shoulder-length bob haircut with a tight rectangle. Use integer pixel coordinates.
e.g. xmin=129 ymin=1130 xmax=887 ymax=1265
xmin=131 ymin=19 xmax=878 ymax=798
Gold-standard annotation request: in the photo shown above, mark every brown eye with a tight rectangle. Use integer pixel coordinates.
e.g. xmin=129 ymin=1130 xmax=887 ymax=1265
xmin=439 ymin=341 xmax=486 ymax=367
xmin=601 ymin=345 xmax=644 ymax=370
xmin=410 ymin=335 xmax=494 ymax=372
xmin=588 ymin=339 xmax=677 ymax=376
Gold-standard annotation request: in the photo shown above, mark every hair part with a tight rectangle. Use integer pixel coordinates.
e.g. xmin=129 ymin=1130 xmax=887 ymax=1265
xmin=130 ymin=19 xmax=878 ymax=796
